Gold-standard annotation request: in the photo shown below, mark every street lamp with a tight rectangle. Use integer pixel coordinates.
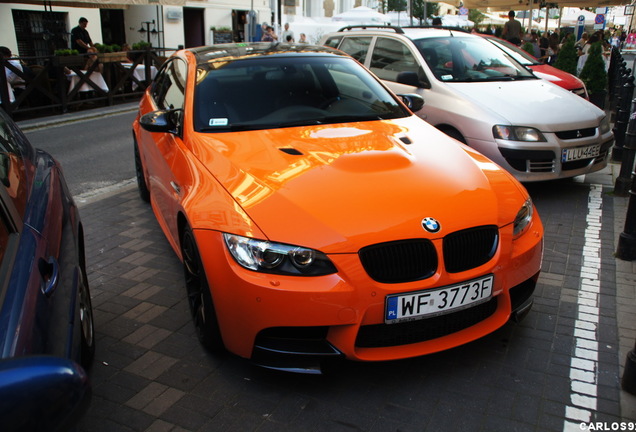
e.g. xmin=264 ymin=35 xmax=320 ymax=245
xmin=138 ymin=20 xmax=156 ymax=47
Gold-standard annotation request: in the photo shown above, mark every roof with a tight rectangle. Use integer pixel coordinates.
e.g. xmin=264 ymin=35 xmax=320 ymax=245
xmin=190 ymin=43 xmax=345 ymax=66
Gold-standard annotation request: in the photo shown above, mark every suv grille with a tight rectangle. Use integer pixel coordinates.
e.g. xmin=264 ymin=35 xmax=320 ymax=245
xmin=358 ymin=226 xmax=499 ymax=283
xmin=443 ymin=226 xmax=498 ymax=273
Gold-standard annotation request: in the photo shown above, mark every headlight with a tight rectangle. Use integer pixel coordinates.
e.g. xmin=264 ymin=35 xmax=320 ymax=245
xmin=493 ymin=125 xmax=546 ymax=142
xmin=223 ymin=233 xmax=337 ymax=276
xmin=599 ymin=116 xmax=611 ymax=135
xmin=513 ymin=199 xmax=534 ymax=238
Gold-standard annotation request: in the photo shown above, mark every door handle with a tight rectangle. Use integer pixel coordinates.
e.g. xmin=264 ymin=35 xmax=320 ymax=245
xmin=39 ymin=256 xmax=59 ymax=297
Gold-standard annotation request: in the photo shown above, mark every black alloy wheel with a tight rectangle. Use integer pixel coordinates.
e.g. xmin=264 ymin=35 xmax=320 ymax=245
xmin=133 ymin=136 xmax=150 ymax=202
xmin=181 ymin=226 xmax=224 ymax=353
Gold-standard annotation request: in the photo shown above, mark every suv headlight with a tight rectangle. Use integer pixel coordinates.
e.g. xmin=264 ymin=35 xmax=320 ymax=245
xmin=513 ymin=199 xmax=534 ymax=238
xmin=493 ymin=125 xmax=546 ymax=142
xmin=599 ymin=116 xmax=611 ymax=135
xmin=223 ymin=233 xmax=337 ymax=276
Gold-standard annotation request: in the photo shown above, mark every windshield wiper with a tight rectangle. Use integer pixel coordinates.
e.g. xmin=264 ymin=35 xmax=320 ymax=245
xmin=274 ymin=114 xmax=385 ymax=128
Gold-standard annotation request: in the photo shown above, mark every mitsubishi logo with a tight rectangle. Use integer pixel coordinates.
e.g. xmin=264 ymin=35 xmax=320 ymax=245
xmin=576 ymin=130 xmax=583 ymax=138
xmin=422 ymin=217 xmax=441 ymax=233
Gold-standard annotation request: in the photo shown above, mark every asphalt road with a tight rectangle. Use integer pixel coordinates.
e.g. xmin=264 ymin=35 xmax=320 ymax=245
xmin=24 ymin=110 xmax=138 ymax=199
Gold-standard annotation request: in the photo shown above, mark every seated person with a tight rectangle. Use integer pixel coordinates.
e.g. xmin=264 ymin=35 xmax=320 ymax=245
xmin=1 ymin=46 xmax=25 ymax=92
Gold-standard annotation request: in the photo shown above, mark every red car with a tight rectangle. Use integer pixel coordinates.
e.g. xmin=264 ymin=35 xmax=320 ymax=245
xmin=484 ymin=35 xmax=589 ymax=99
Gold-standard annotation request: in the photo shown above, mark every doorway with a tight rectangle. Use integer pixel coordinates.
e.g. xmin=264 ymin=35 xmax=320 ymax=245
xmin=183 ymin=7 xmax=204 ymax=48
xmin=232 ymin=10 xmax=248 ymax=42
xmin=100 ymin=9 xmax=126 ymax=46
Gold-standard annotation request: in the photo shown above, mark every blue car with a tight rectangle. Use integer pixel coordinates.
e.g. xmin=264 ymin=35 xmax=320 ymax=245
xmin=0 ymin=107 xmax=94 ymax=431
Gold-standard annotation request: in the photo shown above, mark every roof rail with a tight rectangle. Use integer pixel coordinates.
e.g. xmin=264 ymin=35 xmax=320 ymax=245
xmin=401 ymin=25 xmax=469 ymax=33
xmin=337 ymin=25 xmax=404 ymax=34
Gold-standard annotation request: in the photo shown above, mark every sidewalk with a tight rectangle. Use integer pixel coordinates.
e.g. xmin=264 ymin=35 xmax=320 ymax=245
xmin=610 ymin=168 xmax=636 ymax=421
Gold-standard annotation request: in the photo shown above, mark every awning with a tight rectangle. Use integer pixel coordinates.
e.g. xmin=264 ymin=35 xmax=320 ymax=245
xmin=0 ymin=0 xmax=185 ymax=8
xmin=462 ymin=0 xmax=626 ymax=10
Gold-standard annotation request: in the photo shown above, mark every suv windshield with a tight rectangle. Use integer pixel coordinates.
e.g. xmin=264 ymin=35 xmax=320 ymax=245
xmin=486 ymin=37 xmax=539 ymax=66
xmin=413 ymin=36 xmax=535 ymax=82
xmin=194 ymin=55 xmax=409 ymax=132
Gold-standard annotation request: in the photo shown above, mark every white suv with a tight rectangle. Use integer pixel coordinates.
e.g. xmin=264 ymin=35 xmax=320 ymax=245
xmin=321 ymin=26 xmax=613 ymax=182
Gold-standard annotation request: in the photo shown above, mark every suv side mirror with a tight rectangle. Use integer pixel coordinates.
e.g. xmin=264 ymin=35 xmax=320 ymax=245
xmin=396 ymin=71 xmax=431 ymax=89
xmin=397 ymin=93 xmax=424 ymax=112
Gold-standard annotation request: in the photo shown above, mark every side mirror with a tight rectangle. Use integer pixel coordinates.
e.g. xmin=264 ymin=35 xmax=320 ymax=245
xmin=0 ymin=356 xmax=91 ymax=432
xmin=396 ymin=71 xmax=421 ymax=87
xmin=397 ymin=93 xmax=425 ymax=112
xmin=139 ymin=108 xmax=182 ymax=134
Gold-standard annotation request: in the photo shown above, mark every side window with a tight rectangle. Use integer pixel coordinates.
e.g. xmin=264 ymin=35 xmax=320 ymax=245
xmin=338 ymin=37 xmax=372 ymax=64
xmin=370 ymin=38 xmax=419 ymax=82
xmin=323 ymin=36 xmax=342 ymax=49
xmin=0 ymin=114 xmax=27 ymax=218
xmin=152 ymin=58 xmax=187 ymax=110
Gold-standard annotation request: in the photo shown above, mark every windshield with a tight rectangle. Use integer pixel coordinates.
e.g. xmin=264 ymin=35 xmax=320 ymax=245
xmin=486 ymin=37 xmax=539 ymax=66
xmin=413 ymin=36 xmax=536 ymax=83
xmin=194 ymin=55 xmax=409 ymax=133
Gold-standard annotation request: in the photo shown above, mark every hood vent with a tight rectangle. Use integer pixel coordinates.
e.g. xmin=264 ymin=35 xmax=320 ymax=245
xmin=399 ymin=136 xmax=412 ymax=145
xmin=279 ymin=147 xmax=303 ymax=156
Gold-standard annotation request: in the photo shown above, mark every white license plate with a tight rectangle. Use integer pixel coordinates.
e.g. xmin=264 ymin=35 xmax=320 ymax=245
xmin=385 ymin=275 xmax=494 ymax=323
xmin=562 ymin=145 xmax=600 ymax=162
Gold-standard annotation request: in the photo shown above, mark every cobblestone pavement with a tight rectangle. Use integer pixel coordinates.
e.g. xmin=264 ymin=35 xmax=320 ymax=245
xmin=71 ymin=161 xmax=635 ymax=432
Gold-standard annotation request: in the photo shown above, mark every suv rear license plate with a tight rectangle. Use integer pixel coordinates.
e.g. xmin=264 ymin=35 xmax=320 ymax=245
xmin=562 ymin=144 xmax=600 ymax=162
xmin=385 ymin=275 xmax=494 ymax=323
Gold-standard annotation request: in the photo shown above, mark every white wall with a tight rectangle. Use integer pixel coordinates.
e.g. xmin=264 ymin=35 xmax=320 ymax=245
xmin=0 ymin=3 xmax=102 ymax=54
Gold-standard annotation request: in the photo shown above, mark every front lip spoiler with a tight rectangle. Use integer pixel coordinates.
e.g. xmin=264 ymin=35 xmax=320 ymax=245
xmin=251 ymin=336 xmax=345 ymax=374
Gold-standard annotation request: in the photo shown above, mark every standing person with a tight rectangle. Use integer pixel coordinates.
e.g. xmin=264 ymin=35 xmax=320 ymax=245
xmin=281 ymin=23 xmax=294 ymax=43
xmin=261 ymin=26 xmax=278 ymax=42
xmin=71 ymin=17 xmax=92 ymax=54
xmin=502 ymin=11 xmax=522 ymax=45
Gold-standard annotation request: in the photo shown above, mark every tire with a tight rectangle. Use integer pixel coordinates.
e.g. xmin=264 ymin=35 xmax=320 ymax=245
xmin=439 ymin=127 xmax=467 ymax=144
xmin=78 ymin=269 xmax=95 ymax=369
xmin=181 ymin=226 xmax=225 ymax=353
xmin=133 ymin=135 xmax=150 ymax=203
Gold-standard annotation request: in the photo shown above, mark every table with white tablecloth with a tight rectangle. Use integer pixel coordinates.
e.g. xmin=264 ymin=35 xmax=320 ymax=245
xmin=2 ymin=81 xmax=14 ymax=103
xmin=66 ymin=71 xmax=109 ymax=94
xmin=120 ymin=63 xmax=158 ymax=90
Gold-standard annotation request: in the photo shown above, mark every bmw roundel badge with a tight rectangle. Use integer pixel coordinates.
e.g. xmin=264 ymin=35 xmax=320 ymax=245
xmin=422 ymin=217 xmax=441 ymax=233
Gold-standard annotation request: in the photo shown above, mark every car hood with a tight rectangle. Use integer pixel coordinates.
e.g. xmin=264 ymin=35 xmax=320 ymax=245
xmin=447 ymin=79 xmax=602 ymax=129
xmin=530 ymin=64 xmax=586 ymax=90
xmin=190 ymin=116 xmax=527 ymax=253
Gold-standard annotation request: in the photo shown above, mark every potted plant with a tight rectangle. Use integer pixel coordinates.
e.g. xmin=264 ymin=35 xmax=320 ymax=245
xmin=95 ymin=43 xmax=127 ymax=63
xmin=553 ymin=38 xmax=578 ymax=76
xmin=578 ymin=42 xmax=608 ymax=109
xmin=128 ymin=41 xmax=152 ymax=63
xmin=52 ymin=49 xmax=84 ymax=67
xmin=522 ymin=42 xmax=534 ymax=56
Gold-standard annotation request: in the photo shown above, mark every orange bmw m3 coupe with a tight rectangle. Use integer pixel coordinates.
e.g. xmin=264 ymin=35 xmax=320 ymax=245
xmin=132 ymin=43 xmax=544 ymax=373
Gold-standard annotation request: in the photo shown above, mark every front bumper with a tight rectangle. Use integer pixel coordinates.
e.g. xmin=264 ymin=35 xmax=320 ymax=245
xmin=468 ymin=130 xmax=613 ymax=182
xmin=193 ymin=219 xmax=543 ymax=372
